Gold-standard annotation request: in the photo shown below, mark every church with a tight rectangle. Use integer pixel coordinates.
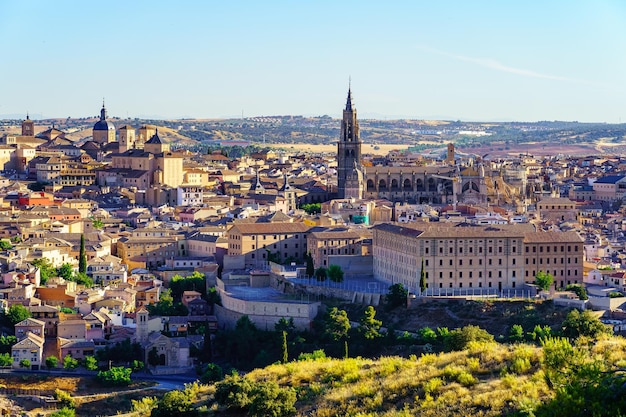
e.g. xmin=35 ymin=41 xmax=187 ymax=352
xmin=336 ymin=88 xmax=525 ymax=206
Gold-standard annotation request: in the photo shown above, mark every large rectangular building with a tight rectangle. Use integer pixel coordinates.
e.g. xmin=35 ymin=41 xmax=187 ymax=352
xmin=373 ymin=222 xmax=583 ymax=293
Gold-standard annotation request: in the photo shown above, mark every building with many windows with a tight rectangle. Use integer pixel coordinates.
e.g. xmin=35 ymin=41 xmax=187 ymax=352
xmin=372 ymin=222 xmax=583 ymax=293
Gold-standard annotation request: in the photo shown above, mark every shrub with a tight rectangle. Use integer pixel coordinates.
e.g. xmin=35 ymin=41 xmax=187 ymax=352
xmin=199 ymin=363 xmax=223 ymax=383
xmin=418 ymin=327 xmax=438 ymax=344
xmin=131 ymin=396 xmax=157 ymax=415
xmin=45 ymin=356 xmax=58 ymax=370
xmin=446 ymin=325 xmax=494 ymax=351
xmin=19 ymin=359 xmax=30 ymax=368
xmin=508 ymin=324 xmax=524 ymax=342
xmin=456 ymin=371 xmax=477 ymax=387
xmin=249 ymin=381 xmax=297 ymax=417
xmin=214 ymin=374 xmax=255 ymax=410
xmin=54 ymin=389 xmax=75 ymax=409
xmin=132 ymin=360 xmax=144 ymax=372
xmin=609 ymin=291 xmax=624 ymax=298
xmin=83 ymin=355 xmax=98 ymax=371
xmin=151 ymin=389 xmax=197 ymax=417
xmin=0 ymin=353 xmax=11 ymax=367
xmin=422 ymin=377 xmax=443 ymax=396
xmin=298 ymin=349 xmax=327 ymax=361
xmin=96 ymin=366 xmax=132 ymax=386
xmin=63 ymin=355 xmax=79 ymax=370
xmin=49 ymin=408 xmax=75 ymax=417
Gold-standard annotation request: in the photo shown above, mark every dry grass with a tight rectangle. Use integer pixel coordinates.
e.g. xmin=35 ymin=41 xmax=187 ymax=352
xmin=243 ymin=342 xmax=557 ymax=416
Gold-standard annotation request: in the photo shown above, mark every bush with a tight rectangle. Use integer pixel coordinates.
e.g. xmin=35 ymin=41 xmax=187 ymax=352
xmin=49 ymin=408 xmax=75 ymax=417
xmin=83 ymin=355 xmax=98 ymax=371
xmin=54 ymin=389 xmax=75 ymax=409
xmin=199 ymin=363 xmax=223 ymax=383
xmin=19 ymin=359 xmax=30 ymax=368
xmin=446 ymin=325 xmax=494 ymax=351
xmin=96 ymin=366 xmax=132 ymax=386
xmin=215 ymin=374 xmax=296 ymax=417
xmin=151 ymin=389 xmax=197 ymax=417
xmin=0 ymin=353 xmax=12 ymax=366
xmin=214 ymin=374 xmax=255 ymax=410
xmin=298 ymin=349 xmax=326 ymax=361
xmin=46 ymin=356 xmax=58 ymax=370
xmin=63 ymin=355 xmax=79 ymax=370
xmin=609 ymin=291 xmax=624 ymax=298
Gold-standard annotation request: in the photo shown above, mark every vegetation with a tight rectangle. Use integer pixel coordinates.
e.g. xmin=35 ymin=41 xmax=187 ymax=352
xmin=305 ymin=252 xmax=314 ymax=277
xmin=6 ymin=304 xmax=31 ymax=325
xmin=46 ymin=356 xmax=58 ymax=370
xmin=535 ymin=271 xmax=554 ymax=291
xmin=327 ymin=264 xmax=344 ymax=283
xmin=147 ymin=288 xmax=188 ymax=316
xmin=565 ymin=284 xmax=589 ymax=300
xmin=314 ymin=267 xmax=327 ymax=281
xmin=215 ymin=373 xmax=297 ymax=417
xmin=19 ymin=359 xmax=30 ymax=368
xmin=385 ymin=283 xmax=408 ymax=310
xmin=96 ymin=366 xmax=132 ymax=386
xmin=561 ymin=309 xmax=612 ymax=339
xmin=301 ymin=203 xmax=321 ymax=214
xmin=54 ymin=388 xmax=75 ymax=409
xmin=63 ymin=355 xmax=79 ymax=370
xmin=0 ymin=353 xmax=12 ymax=366
xmin=0 ymin=240 xmax=13 ymax=250
xmin=0 ymin=335 xmax=17 ymax=354
xmin=169 ymin=271 xmax=206 ymax=300
xmin=31 ymin=257 xmax=56 ymax=284
xmin=78 ymin=234 xmax=87 ymax=274
xmin=83 ymin=355 xmax=98 ymax=371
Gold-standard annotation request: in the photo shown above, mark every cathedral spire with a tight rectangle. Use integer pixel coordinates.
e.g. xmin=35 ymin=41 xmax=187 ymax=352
xmin=345 ymin=79 xmax=353 ymax=112
xmin=100 ymin=99 xmax=107 ymax=121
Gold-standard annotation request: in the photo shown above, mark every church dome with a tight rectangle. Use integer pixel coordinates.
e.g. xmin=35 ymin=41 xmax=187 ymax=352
xmin=93 ymin=119 xmax=115 ymax=131
xmin=93 ymin=103 xmax=115 ymax=131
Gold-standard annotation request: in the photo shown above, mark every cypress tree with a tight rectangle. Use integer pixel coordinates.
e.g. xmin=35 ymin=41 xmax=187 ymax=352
xmin=79 ymin=234 xmax=87 ymax=274
xmin=281 ymin=330 xmax=288 ymax=364
xmin=419 ymin=257 xmax=427 ymax=295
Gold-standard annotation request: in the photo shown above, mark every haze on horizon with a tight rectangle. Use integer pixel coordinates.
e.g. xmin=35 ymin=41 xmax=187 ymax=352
xmin=1 ymin=1 xmax=626 ymax=123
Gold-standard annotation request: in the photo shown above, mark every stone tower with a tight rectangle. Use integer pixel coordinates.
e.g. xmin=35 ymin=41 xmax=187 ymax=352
xmin=337 ymin=86 xmax=363 ymax=199
xmin=135 ymin=306 xmax=150 ymax=343
xmin=21 ymin=114 xmax=34 ymax=136
xmin=279 ymin=171 xmax=296 ymax=213
xmin=446 ymin=143 xmax=455 ymax=164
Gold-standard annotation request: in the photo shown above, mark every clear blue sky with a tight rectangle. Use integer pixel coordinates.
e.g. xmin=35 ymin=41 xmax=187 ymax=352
xmin=2 ymin=0 xmax=626 ymax=122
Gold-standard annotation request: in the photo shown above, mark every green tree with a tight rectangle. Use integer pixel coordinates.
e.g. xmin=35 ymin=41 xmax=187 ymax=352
xmin=131 ymin=360 xmax=144 ymax=372
xmin=97 ymin=366 xmax=132 ymax=386
xmin=151 ymin=390 xmax=197 ymax=417
xmin=565 ymin=284 xmax=588 ymax=300
xmin=57 ymin=263 xmax=74 ymax=281
xmin=315 ymin=267 xmax=327 ymax=281
xmin=19 ymin=359 xmax=30 ymax=368
xmin=0 ymin=353 xmax=12 ymax=366
xmin=419 ymin=257 xmax=427 ymax=294
xmin=561 ymin=309 xmax=612 ymax=339
xmin=214 ymin=373 xmax=254 ymax=411
xmin=45 ymin=356 xmax=58 ymax=370
xmin=281 ymin=330 xmax=288 ymax=363
xmin=301 ymin=203 xmax=321 ymax=214
xmin=0 ymin=240 xmax=13 ymax=250
xmin=199 ymin=363 xmax=223 ymax=383
xmin=83 ymin=355 xmax=98 ymax=371
xmin=358 ymin=306 xmax=382 ymax=340
xmin=6 ymin=304 xmax=31 ymax=325
xmin=78 ymin=234 xmax=86 ymax=274
xmin=148 ymin=347 xmax=160 ymax=367
xmin=508 ymin=324 xmax=524 ymax=342
xmin=385 ymin=283 xmax=408 ymax=310
xmin=446 ymin=325 xmax=494 ymax=351
xmin=327 ymin=264 xmax=344 ymax=283
xmin=31 ymin=257 xmax=56 ymax=285
xmin=535 ymin=270 xmax=554 ymax=291
xmin=63 ymin=355 xmax=79 ymax=370
xmin=0 ymin=335 xmax=17 ymax=354
xmin=147 ymin=288 xmax=188 ymax=316
xmin=91 ymin=218 xmax=104 ymax=230
xmin=305 ymin=252 xmax=315 ymax=278
xmin=274 ymin=317 xmax=296 ymax=334
xmin=323 ymin=307 xmax=350 ymax=344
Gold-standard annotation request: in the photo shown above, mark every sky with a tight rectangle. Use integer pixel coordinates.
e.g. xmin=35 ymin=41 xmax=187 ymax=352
xmin=2 ymin=1 xmax=626 ymax=122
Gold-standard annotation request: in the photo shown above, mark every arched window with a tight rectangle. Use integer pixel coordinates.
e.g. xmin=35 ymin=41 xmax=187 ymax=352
xmin=367 ymin=179 xmax=375 ymax=191
xmin=403 ymin=178 xmax=412 ymax=190
xmin=379 ymin=179 xmax=387 ymax=190
xmin=416 ymin=179 xmax=424 ymax=191
xmin=391 ymin=179 xmax=399 ymax=190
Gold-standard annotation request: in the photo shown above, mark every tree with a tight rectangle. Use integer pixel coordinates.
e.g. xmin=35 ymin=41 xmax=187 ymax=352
xmin=97 ymin=366 xmax=132 ymax=386
xmin=151 ymin=389 xmax=198 ymax=417
xmin=535 ymin=270 xmax=554 ymax=291
xmin=0 ymin=335 xmax=16 ymax=354
xmin=147 ymin=288 xmax=188 ymax=316
xmin=565 ymin=284 xmax=588 ymax=300
xmin=54 ymin=389 xmax=75 ymax=409
xmin=561 ymin=309 xmax=612 ymax=339
xmin=31 ymin=257 xmax=56 ymax=285
xmin=386 ymin=283 xmax=408 ymax=310
xmin=275 ymin=317 xmax=296 ymax=334
xmin=301 ymin=203 xmax=322 ymax=214
xmin=6 ymin=304 xmax=31 ymax=325
xmin=508 ymin=324 xmax=524 ymax=342
xmin=131 ymin=360 xmax=144 ymax=372
xmin=305 ymin=252 xmax=315 ymax=278
xmin=63 ymin=355 xmax=79 ymax=370
xmin=19 ymin=359 xmax=30 ymax=368
xmin=78 ymin=234 xmax=86 ymax=274
xmin=46 ymin=356 xmax=58 ymax=370
xmin=446 ymin=325 xmax=494 ymax=351
xmin=83 ymin=355 xmax=98 ymax=371
xmin=57 ymin=263 xmax=74 ymax=281
xmin=358 ymin=306 xmax=382 ymax=340
xmin=315 ymin=267 xmax=327 ymax=281
xmin=0 ymin=240 xmax=13 ymax=250
xmin=148 ymin=347 xmax=160 ymax=367
xmin=281 ymin=331 xmax=288 ymax=363
xmin=323 ymin=307 xmax=350 ymax=343
xmin=91 ymin=218 xmax=104 ymax=230
xmin=248 ymin=381 xmax=297 ymax=417
xmin=419 ymin=257 xmax=427 ymax=294
xmin=199 ymin=363 xmax=223 ymax=383
xmin=0 ymin=353 xmax=11 ymax=367
xmin=74 ymin=272 xmax=93 ymax=288
xmin=327 ymin=265 xmax=344 ymax=283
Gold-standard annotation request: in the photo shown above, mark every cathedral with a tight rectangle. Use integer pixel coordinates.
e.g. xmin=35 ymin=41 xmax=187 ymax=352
xmin=336 ymin=88 xmax=525 ymax=206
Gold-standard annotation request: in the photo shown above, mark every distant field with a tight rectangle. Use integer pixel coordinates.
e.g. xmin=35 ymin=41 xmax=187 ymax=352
xmin=267 ymin=143 xmax=411 ymax=155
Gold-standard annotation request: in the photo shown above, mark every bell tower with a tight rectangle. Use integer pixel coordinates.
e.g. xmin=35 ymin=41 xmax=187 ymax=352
xmin=337 ymin=85 xmax=362 ymax=199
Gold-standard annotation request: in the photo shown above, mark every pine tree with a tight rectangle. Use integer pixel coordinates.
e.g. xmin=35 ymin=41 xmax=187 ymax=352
xmin=79 ymin=234 xmax=87 ymax=274
xmin=305 ymin=252 xmax=315 ymax=278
